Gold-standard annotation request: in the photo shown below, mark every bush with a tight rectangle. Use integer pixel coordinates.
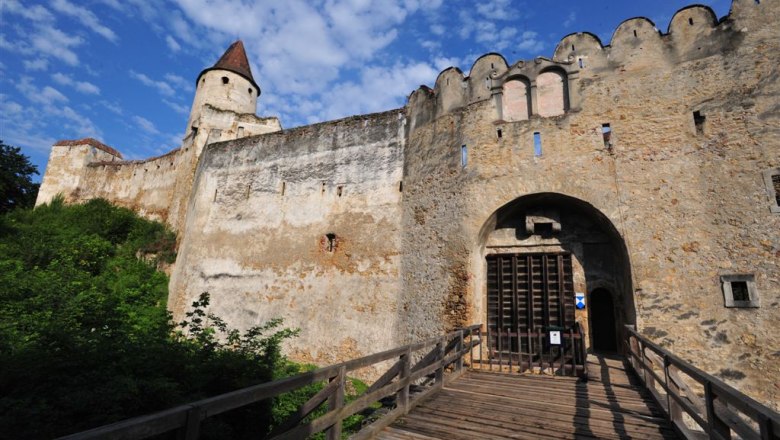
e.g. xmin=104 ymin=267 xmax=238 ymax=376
xmin=0 ymin=199 xmax=297 ymax=439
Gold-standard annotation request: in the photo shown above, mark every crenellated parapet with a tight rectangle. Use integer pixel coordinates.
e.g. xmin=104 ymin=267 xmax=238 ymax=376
xmin=407 ymin=0 xmax=773 ymax=130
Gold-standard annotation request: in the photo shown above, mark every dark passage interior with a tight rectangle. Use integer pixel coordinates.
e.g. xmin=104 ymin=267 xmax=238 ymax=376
xmin=591 ymin=288 xmax=617 ymax=352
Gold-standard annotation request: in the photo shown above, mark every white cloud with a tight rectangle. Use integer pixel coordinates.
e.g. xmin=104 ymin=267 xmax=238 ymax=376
xmin=564 ymin=12 xmax=576 ymax=28
xmin=0 ymin=0 xmax=55 ymax=22
xmin=133 ymin=115 xmax=160 ymax=134
xmin=163 ymin=99 xmax=189 ymax=115
xmin=51 ymin=0 xmax=119 ymax=42
xmin=30 ymin=27 xmax=84 ymax=66
xmin=164 ymin=73 xmax=193 ymax=92
xmin=166 ymin=35 xmax=181 ymax=52
xmin=99 ymin=100 xmax=123 ymax=115
xmin=129 ymin=70 xmax=175 ymax=96
xmin=23 ymin=58 xmax=49 ymax=71
xmin=17 ymin=76 xmax=69 ymax=105
xmin=51 ymin=72 xmax=101 ymax=95
xmin=475 ymin=0 xmax=518 ymax=21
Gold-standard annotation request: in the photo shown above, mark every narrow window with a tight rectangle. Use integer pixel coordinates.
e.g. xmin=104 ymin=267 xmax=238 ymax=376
xmin=693 ymin=111 xmax=705 ymax=135
xmin=578 ymin=57 xmax=584 ymax=69
xmin=533 ymin=132 xmax=542 ymax=156
xmin=221 ymin=76 xmax=229 ymax=84
xmin=496 ymin=128 xmax=502 ymax=139
xmin=688 ymin=17 xmax=694 ymax=25
xmin=490 ymin=62 xmax=494 ymax=69
xmin=602 ymin=123 xmax=612 ymax=149
xmin=399 ymin=181 xmax=403 ymax=192
xmin=461 ymin=145 xmax=468 ymax=167
xmin=336 ymin=185 xmax=343 ymax=197
xmin=485 ymin=77 xmax=490 ymax=90
xmin=213 ymin=189 xmax=218 ymax=202
xmin=245 ymin=183 xmax=251 ymax=199
xmin=721 ymin=274 xmax=759 ymax=308
xmin=633 ymin=29 xmax=638 ymax=38
xmin=237 ymin=126 xmax=245 ymax=138
xmin=571 ymin=44 xmax=575 ymax=51
xmin=321 ymin=182 xmax=326 ymax=195
xmin=324 ymin=233 xmax=337 ymax=252
xmin=281 ymin=181 xmax=286 ymax=196
xmin=248 ymin=88 xmax=252 ymax=95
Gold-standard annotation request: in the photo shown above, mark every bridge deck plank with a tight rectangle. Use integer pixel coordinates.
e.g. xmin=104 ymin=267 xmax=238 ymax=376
xmin=377 ymin=355 xmax=679 ymax=440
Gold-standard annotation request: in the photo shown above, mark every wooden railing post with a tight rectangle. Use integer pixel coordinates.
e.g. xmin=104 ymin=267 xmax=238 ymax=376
xmin=399 ymin=348 xmax=411 ymax=414
xmin=705 ymin=381 xmax=731 ymax=440
xmin=456 ymin=330 xmax=464 ymax=373
xmin=435 ymin=337 xmax=445 ymax=385
xmin=664 ymin=355 xmax=683 ymax=427
xmin=325 ymin=365 xmax=346 ymax=440
xmin=180 ymin=406 xmax=201 ymax=440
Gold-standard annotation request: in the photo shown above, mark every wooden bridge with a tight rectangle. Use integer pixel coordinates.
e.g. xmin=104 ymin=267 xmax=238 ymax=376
xmin=60 ymin=325 xmax=780 ymax=440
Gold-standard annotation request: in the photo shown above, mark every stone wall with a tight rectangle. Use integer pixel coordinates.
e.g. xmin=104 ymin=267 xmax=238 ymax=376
xmin=401 ymin=0 xmax=779 ymax=407
xmin=168 ymin=110 xmax=406 ymax=372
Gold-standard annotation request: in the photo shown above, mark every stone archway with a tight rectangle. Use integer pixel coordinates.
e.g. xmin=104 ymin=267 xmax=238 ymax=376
xmin=475 ymin=193 xmax=635 ymax=355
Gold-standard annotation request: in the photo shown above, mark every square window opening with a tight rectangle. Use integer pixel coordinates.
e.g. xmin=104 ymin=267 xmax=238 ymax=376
xmin=721 ymin=274 xmax=759 ymax=308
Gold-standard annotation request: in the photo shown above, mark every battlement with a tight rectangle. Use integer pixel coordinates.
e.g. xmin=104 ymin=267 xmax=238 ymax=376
xmin=407 ymin=0 xmax=773 ymax=128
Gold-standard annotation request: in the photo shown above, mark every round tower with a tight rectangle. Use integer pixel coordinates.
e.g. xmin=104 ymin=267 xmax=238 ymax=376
xmin=186 ymin=40 xmax=260 ymax=136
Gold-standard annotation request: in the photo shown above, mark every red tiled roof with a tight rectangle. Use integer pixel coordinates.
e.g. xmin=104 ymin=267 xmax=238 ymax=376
xmin=54 ymin=138 xmax=123 ymax=158
xmin=196 ymin=40 xmax=260 ymax=94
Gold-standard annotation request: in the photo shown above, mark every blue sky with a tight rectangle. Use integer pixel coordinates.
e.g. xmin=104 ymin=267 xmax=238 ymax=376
xmin=0 ymin=0 xmax=732 ymax=180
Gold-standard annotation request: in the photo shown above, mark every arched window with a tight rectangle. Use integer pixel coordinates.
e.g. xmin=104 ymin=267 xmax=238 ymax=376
xmin=502 ymin=78 xmax=531 ymax=122
xmin=537 ymin=70 xmax=567 ymax=117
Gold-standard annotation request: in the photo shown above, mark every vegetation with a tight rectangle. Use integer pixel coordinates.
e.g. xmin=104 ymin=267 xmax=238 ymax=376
xmin=0 ymin=140 xmax=39 ymax=214
xmin=0 ymin=198 xmax=370 ymax=439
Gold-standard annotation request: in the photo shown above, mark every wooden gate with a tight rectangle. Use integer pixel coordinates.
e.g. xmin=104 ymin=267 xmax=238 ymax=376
xmin=486 ymin=253 xmax=583 ymax=375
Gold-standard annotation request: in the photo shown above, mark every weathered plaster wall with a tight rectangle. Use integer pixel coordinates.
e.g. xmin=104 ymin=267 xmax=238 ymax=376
xmin=401 ymin=0 xmax=779 ymax=407
xmin=169 ymin=110 xmax=406 ymax=371
xmin=36 ymin=141 xmax=122 ymax=206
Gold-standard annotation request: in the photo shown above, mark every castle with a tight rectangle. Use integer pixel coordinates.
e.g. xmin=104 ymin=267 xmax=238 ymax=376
xmin=37 ymin=0 xmax=779 ymax=408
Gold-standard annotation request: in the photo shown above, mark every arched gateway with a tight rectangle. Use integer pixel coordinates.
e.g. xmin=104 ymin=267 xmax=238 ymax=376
xmin=476 ymin=193 xmax=635 ymax=366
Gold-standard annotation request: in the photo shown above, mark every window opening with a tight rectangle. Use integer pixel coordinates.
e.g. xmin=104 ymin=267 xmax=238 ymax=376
xmin=336 ymin=185 xmax=343 ymax=197
xmin=633 ymin=29 xmax=638 ymax=38
xmin=221 ymin=76 xmax=229 ymax=84
xmin=248 ymin=88 xmax=252 ymax=95
xmin=693 ymin=111 xmax=705 ymax=135
xmin=602 ymin=123 xmax=612 ymax=149
xmin=721 ymin=274 xmax=759 ymax=308
xmin=321 ymin=182 xmax=326 ymax=195
xmin=571 ymin=44 xmax=575 ymax=51
xmin=461 ymin=145 xmax=468 ymax=167
xmin=485 ymin=77 xmax=490 ymax=90
xmin=533 ymin=132 xmax=542 ymax=156
xmin=731 ymin=282 xmax=749 ymax=302
xmin=578 ymin=57 xmax=584 ymax=69
xmin=325 ymin=233 xmax=337 ymax=252
xmin=399 ymin=181 xmax=403 ymax=192
xmin=764 ymin=168 xmax=780 ymax=212
xmin=688 ymin=17 xmax=694 ymax=25
xmin=281 ymin=181 xmax=286 ymax=196
xmin=237 ymin=126 xmax=244 ymax=138
xmin=496 ymin=128 xmax=502 ymax=139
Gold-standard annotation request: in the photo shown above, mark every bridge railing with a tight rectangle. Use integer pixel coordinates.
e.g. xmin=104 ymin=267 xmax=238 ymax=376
xmin=471 ymin=322 xmax=588 ymax=377
xmin=57 ymin=324 xmax=482 ymax=440
xmin=624 ymin=325 xmax=780 ymax=440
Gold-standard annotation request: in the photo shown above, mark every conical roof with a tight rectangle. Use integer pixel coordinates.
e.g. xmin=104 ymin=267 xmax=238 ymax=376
xmin=196 ymin=40 xmax=260 ymax=94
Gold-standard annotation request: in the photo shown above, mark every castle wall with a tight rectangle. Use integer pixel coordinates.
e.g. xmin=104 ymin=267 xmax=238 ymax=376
xmin=168 ymin=110 xmax=406 ymax=371
xmin=401 ymin=0 xmax=779 ymax=407
xmin=36 ymin=141 xmax=122 ymax=206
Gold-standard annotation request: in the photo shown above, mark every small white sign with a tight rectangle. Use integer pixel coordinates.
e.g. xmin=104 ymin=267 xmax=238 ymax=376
xmin=549 ymin=330 xmax=562 ymax=345
xmin=575 ymin=292 xmax=586 ymax=309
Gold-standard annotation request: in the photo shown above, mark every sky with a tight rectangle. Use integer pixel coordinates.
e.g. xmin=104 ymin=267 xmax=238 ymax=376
xmin=0 ymin=0 xmax=732 ymax=180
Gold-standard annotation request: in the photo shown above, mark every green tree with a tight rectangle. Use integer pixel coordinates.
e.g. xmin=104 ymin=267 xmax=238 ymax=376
xmin=0 ymin=140 xmax=40 ymax=213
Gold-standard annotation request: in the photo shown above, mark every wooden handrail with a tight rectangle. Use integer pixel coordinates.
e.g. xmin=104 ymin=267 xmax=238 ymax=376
xmin=57 ymin=324 xmax=483 ymax=440
xmin=623 ymin=325 xmax=780 ymax=440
